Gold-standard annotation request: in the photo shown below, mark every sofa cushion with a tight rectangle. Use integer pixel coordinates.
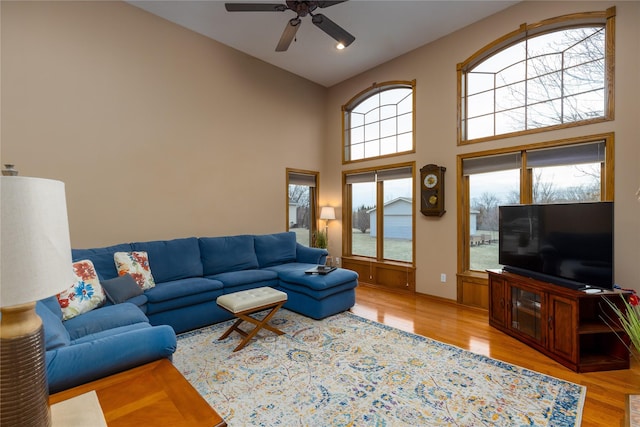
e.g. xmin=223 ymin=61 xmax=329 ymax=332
xmin=63 ymin=302 xmax=149 ymax=341
xmin=72 ymin=243 xmax=133 ymax=280
xmin=70 ymin=322 xmax=151 ymax=345
xmin=114 ymin=251 xmax=156 ymax=290
xmin=254 ymin=232 xmax=297 ymax=268
xmin=132 ymin=238 xmax=203 ymax=283
xmin=271 ymin=265 xmax=359 ymax=291
xmin=57 ymin=260 xmax=107 ymax=320
xmin=144 ymin=278 xmax=224 ymax=315
xmin=123 ymin=294 xmax=149 ymax=313
xmin=101 ymin=274 xmax=143 ymax=304
xmin=199 ymin=235 xmax=259 ymax=275
xmin=144 ymin=277 xmax=224 ymax=303
xmin=208 ymin=269 xmax=278 ymax=289
xmin=36 ymin=301 xmax=71 ymax=350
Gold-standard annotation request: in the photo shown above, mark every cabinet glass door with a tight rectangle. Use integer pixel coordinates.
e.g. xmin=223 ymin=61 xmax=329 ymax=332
xmin=511 ymin=287 xmax=542 ymax=341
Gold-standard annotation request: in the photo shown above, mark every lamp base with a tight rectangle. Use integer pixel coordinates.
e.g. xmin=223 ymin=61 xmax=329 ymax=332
xmin=0 ymin=303 xmax=51 ymax=427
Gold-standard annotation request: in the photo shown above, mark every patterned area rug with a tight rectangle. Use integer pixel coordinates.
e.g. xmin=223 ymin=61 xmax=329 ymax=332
xmin=174 ymin=310 xmax=585 ymax=426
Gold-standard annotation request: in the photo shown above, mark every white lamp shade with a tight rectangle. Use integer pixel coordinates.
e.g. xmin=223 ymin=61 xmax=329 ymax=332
xmin=1 ymin=176 xmax=73 ymax=307
xmin=320 ymin=206 xmax=336 ymax=220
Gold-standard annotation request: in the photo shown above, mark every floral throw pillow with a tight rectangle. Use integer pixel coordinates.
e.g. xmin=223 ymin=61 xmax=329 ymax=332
xmin=57 ymin=260 xmax=106 ymax=321
xmin=114 ymin=251 xmax=156 ymax=291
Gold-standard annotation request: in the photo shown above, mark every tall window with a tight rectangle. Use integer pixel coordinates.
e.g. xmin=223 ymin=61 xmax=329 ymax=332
xmin=460 ymin=136 xmax=612 ymax=273
xmin=344 ymin=164 xmax=414 ymax=263
xmin=343 ymin=81 xmax=415 ymax=163
xmin=458 ymin=8 xmax=615 ymax=144
xmin=287 ymin=169 xmax=318 ymax=247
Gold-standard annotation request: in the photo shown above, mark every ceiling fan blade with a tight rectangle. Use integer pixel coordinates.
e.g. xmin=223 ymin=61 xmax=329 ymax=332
xmin=311 ymin=13 xmax=355 ymax=47
xmin=316 ymin=1 xmax=348 ymax=8
xmin=276 ymin=18 xmax=301 ymax=52
xmin=225 ymin=3 xmax=287 ymax=12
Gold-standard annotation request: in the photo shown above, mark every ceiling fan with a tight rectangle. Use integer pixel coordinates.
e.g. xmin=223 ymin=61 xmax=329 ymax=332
xmin=225 ymin=1 xmax=355 ymax=52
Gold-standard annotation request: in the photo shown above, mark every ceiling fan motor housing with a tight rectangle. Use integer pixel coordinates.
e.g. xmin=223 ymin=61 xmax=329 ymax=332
xmin=286 ymin=1 xmax=318 ymax=17
xmin=225 ymin=1 xmax=354 ymax=51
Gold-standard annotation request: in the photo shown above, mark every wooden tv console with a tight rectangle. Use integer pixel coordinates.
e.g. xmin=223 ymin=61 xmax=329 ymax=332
xmin=487 ymin=269 xmax=630 ymax=373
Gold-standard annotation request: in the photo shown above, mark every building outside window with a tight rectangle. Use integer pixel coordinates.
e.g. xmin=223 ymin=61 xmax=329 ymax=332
xmin=344 ymin=165 xmax=414 ymax=263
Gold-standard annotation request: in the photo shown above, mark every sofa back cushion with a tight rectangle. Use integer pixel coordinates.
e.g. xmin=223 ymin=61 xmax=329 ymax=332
xmin=131 ymin=238 xmax=203 ymax=283
xmin=72 ymin=243 xmax=133 ymax=280
xmin=40 ymin=295 xmax=64 ymax=319
xmin=254 ymin=232 xmax=297 ymax=268
xmin=199 ymin=235 xmax=259 ymax=275
xmin=36 ymin=299 xmax=71 ymax=350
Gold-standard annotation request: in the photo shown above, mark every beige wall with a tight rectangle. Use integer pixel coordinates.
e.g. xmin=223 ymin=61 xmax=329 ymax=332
xmin=2 ymin=1 xmax=638 ymax=297
xmin=1 ymin=1 xmax=326 ymax=247
xmin=325 ymin=1 xmax=640 ymax=298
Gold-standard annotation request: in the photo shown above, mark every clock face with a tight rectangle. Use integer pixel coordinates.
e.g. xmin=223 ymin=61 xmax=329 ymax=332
xmin=424 ymin=173 xmax=438 ymax=189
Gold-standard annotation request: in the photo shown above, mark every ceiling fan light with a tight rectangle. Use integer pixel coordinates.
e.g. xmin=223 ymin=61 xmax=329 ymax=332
xmin=336 ymin=42 xmax=345 ymax=50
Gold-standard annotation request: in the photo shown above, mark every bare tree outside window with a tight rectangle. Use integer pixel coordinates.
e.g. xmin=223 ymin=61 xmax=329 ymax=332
xmin=468 ymin=162 xmax=602 ymax=272
xmin=464 ymin=25 xmax=607 ymax=140
xmin=532 ymin=164 xmax=601 ymax=203
xmin=289 ymin=184 xmax=310 ymax=228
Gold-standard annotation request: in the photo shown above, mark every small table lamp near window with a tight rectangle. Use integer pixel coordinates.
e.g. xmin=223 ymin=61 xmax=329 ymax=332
xmin=1 ymin=176 xmax=73 ymax=427
xmin=319 ymin=206 xmax=336 ymax=252
xmin=320 ymin=206 xmax=336 ymax=234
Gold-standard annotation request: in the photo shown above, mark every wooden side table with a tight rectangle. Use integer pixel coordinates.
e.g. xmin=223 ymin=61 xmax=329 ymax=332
xmin=50 ymin=359 xmax=226 ymax=427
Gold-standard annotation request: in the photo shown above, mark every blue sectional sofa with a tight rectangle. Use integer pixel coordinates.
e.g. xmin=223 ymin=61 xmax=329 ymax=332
xmin=37 ymin=297 xmax=176 ymax=393
xmin=41 ymin=232 xmax=358 ymax=392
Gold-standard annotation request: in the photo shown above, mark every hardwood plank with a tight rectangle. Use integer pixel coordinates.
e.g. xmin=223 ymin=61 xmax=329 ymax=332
xmin=50 ymin=359 xmax=226 ymax=427
xmin=352 ymin=285 xmax=640 ymax=427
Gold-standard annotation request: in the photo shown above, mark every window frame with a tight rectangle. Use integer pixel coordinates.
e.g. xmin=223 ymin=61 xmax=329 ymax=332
xmin=456 ymin=132 xmax=615 ymax=281
xmin=457 ymin=7 xmax=616 ymax=145
xmin=286 ymin=168 xmax=319 ymax=247
xmin=342 ymin=162 xmax=416 ymax=266
xmin=342 ymin=80 xmax=416 ymax=164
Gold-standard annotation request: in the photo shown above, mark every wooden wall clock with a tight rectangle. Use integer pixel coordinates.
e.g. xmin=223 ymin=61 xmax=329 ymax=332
xmin=420 ymin=164 xmax=446 ymax=217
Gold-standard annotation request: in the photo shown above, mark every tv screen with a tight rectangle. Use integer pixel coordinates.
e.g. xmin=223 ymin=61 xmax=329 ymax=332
xmin=499 ymin=202 xmax=613 ymax=290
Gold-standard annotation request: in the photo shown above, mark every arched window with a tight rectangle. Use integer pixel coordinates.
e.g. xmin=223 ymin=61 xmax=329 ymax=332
xmin=457 ymin=8 xmax=615 ymax=144
xmin=342 ymin=81 xmax=415 ymax=163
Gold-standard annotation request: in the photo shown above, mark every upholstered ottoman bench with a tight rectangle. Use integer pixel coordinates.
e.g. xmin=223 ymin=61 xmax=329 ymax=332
xmin=267 ymin=266 xmax=359 ymax=319
xmin=216 ymin=287 xmax=287 ymax=352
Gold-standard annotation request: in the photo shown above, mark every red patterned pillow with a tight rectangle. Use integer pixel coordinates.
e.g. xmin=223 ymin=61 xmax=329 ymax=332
xmin=113 ymin=251 xmax=156 ymax=291
xmin=56 ymin=260 xmax=106 ymax=320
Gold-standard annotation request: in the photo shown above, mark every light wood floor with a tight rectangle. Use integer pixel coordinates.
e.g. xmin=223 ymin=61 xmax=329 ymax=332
xmin=351 ymin=285 xmax=640 ymax=427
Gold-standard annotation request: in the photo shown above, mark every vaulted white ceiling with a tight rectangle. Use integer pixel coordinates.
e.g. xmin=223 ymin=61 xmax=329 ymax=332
xmin=128 ymin=0 xmax=519 ymax=87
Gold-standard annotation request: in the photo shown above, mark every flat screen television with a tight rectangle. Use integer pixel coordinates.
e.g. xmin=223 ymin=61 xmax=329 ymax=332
xmin=498 ymin=202 xmax=613 ymax=290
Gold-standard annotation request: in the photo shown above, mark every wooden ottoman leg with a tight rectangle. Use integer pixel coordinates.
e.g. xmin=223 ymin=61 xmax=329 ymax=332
xmin=218 ymin=318 xmax=245 ymax=341
xmin=231 ymin=301 xmax=285 ymax=352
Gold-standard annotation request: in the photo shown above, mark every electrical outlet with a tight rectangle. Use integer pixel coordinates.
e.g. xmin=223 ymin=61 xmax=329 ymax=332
xmin=335 ymin=257 xmax=340 ymax=266
xmin=440 ymin=273 xmax=447 ymax=283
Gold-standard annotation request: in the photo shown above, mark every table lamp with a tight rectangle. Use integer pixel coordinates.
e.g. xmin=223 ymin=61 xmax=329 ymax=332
xmin=320 ymin=206 xmax=335 ymax=232
xmin=1 ymin=176 xmax=73 ymax=427
xmin=319 ymin=206 xmax=336 ymax=248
